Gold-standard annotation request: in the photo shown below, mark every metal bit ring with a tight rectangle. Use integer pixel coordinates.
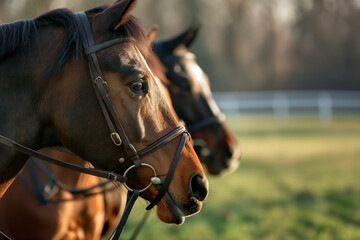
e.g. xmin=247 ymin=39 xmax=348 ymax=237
xmin=123 ymin=163 xmax=159 ymax=192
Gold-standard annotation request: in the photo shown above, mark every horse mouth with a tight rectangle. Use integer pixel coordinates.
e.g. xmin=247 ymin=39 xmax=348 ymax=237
xmin=164 ymin=192 xmax=185 ymax=224
xmin=162 ymin=191 xmax=203 ymax=225
xmin=206 ymin=143 xmax=241 ymax=175
xmin=206 ymin=158 xmax=239 ymax=175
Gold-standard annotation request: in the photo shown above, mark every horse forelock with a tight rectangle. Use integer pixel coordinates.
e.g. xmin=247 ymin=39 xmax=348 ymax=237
xmin=114 ymin=15 xmax=151 ymax=60
xmin=86 ymin=5 xmax=151 ymax=61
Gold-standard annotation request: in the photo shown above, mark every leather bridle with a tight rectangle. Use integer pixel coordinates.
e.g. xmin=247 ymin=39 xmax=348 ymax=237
xmin=159 ymin=52 xmax=226 ymax=161
xmin=0 ymin=11 xmax=191 ymax=239
xmin=187 ymin=115 xmax=225 ymax=170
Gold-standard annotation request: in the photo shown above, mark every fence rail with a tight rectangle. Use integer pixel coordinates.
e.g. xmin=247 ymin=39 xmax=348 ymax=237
xmin=213 ymin=90 xmax=360 ymax=119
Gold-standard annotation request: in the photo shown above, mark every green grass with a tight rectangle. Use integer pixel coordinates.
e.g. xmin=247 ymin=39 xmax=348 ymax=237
xmin=120 ymin=117 xmax=360 ymax=240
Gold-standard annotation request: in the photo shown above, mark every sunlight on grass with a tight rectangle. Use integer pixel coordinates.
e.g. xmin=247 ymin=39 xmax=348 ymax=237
xmin=118 ymin=117 xmax=360 ymax=240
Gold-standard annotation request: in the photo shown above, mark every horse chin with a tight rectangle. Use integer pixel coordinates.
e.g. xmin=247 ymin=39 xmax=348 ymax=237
xmin=156 ymin=192 xmax=186 ymax=225
xmin=156 ymin=191 xmax=204 ymax=225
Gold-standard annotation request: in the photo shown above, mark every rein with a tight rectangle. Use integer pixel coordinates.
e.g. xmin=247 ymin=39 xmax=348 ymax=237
xmin=0 ymin=231 xmax=11 ymax=240
xmin=19 ymin=158 xmax=118 ymax=205
xmin=0 ymin=135 xmax=126 ymax=182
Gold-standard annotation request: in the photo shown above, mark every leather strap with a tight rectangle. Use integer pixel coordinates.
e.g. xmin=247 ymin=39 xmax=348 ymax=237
xmin=85 ymin=38 xmax=135 ymax=55
xmin=20 ymin=158 xmax=117 ymax=204
xmin=127 ymin=125 xmax=186 ymax=162
xmin=109 ymin=189 xmax=140 ymax=239
xmin=76 ymin=11 xmax=138 ymax=159
xmin=186 ymin=114 xmax=225 ymax=132
xmin=0 ymin=135 xmax=126 ymax=182
xmin=0 ymin=231 xmax=11 ymax=240
xmin=146 ymin=132 xmax=188 ymax=210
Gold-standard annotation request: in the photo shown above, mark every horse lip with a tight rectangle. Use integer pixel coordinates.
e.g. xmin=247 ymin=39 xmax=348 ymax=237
xmin=205 ymin=146 xmax=241 ymax=175
xmin=206 ymin=160 xmax=239 ymax=175
xmin=163 ymin=191 xmax=203 ymax=225
xmin=164 ymin=192 xmax=185 ymax=225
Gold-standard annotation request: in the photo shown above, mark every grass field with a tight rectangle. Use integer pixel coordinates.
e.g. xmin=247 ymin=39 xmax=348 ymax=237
xmin=120 ymin=117 xmax=360 ymax=240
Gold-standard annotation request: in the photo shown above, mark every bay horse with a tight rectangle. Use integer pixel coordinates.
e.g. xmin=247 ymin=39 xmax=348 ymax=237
xmin=151 ymin=23 xmax=241 ymax=175
xmin=0 ymin=0 xmax=208 ymax=234
xmin=0 ymin=18 xmax=237 ymax=240
xmin=0 ymin=148 xmax=124 ymax=240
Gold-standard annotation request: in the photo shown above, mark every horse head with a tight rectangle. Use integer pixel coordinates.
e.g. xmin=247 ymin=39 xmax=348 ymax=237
xmin=0 ymin=0 xmax=208 ymax=224
xmin=153 ymin=22 xmax=241 ymax=175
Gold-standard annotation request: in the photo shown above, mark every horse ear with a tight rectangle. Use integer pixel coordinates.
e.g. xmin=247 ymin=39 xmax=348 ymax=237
xmin=154 ymin=20 xmax=202 ymax=54
xmin=183 ymin=20 xmax=202 ymax=48
xmin=147 ymin=24 xmax=159 ymax=43
xmin=95 ymin=0 xmax=137 ymax=31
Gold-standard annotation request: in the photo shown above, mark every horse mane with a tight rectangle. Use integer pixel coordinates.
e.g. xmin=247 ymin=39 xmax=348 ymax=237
xmin=0 ymin=6 xmax=150 ymax=76
xmin=0 ymin=19 xmax=37 ymax=60
xmin=0 ymin=9 xmax=82 ymax=75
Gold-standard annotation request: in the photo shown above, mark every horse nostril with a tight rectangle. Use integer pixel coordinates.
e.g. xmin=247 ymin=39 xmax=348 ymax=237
xmin=189 ymin=174 xmax=208 ymax=202
xmin=222 ymin=144 xmax=234 ymax=164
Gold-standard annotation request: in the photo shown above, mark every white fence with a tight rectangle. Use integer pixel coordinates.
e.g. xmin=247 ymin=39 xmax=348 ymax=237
xmin=213 ymin=90 xmax=360 ymax=119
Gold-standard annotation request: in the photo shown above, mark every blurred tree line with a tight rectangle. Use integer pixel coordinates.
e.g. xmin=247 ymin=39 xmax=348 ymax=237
xmin=1 ymin=0 xmax=359 ymax=91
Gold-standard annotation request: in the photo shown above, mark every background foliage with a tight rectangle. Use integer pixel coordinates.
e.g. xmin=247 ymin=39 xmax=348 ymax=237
xmin=1 ymin=0 xmax=360 ymax=91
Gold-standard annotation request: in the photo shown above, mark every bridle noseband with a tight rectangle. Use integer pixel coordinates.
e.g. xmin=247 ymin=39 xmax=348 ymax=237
xmin=187 ymin=113 xmax=225 ymax=164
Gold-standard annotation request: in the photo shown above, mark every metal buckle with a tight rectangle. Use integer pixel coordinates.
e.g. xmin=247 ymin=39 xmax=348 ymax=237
xmin=123 ymin=163 xmax=162 ymax=193
xmin=107 ymin=172 xmax=118 ymax=182
xmin=110 ymin=132 xmax=122 ymax=146
xmin=94 ymin=76 xmax=108 ymax=90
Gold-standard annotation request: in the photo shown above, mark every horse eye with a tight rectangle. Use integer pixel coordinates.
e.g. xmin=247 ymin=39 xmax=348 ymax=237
xmin=129 ymin=80 xmax=147 ymax=93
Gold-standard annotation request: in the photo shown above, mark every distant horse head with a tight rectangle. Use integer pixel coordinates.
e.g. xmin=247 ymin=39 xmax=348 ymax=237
xmin=0 ymin=0 xmax=208 ymax=224
xmin=153 ymin=22 xmax=241 ymax=175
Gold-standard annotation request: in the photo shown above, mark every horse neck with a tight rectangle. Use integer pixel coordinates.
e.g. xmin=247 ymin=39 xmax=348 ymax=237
xmin=0 ymin=51 xmax=41 ymax=186
xmin=0 ymin=26 xmax=64 ymax=142
xmin=0 ymin=27 xmax=65 ymax=193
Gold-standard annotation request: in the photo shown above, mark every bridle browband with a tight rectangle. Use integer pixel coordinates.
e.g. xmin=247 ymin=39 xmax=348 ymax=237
xmin=0 ymin=11 xmax=192 ymax=239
